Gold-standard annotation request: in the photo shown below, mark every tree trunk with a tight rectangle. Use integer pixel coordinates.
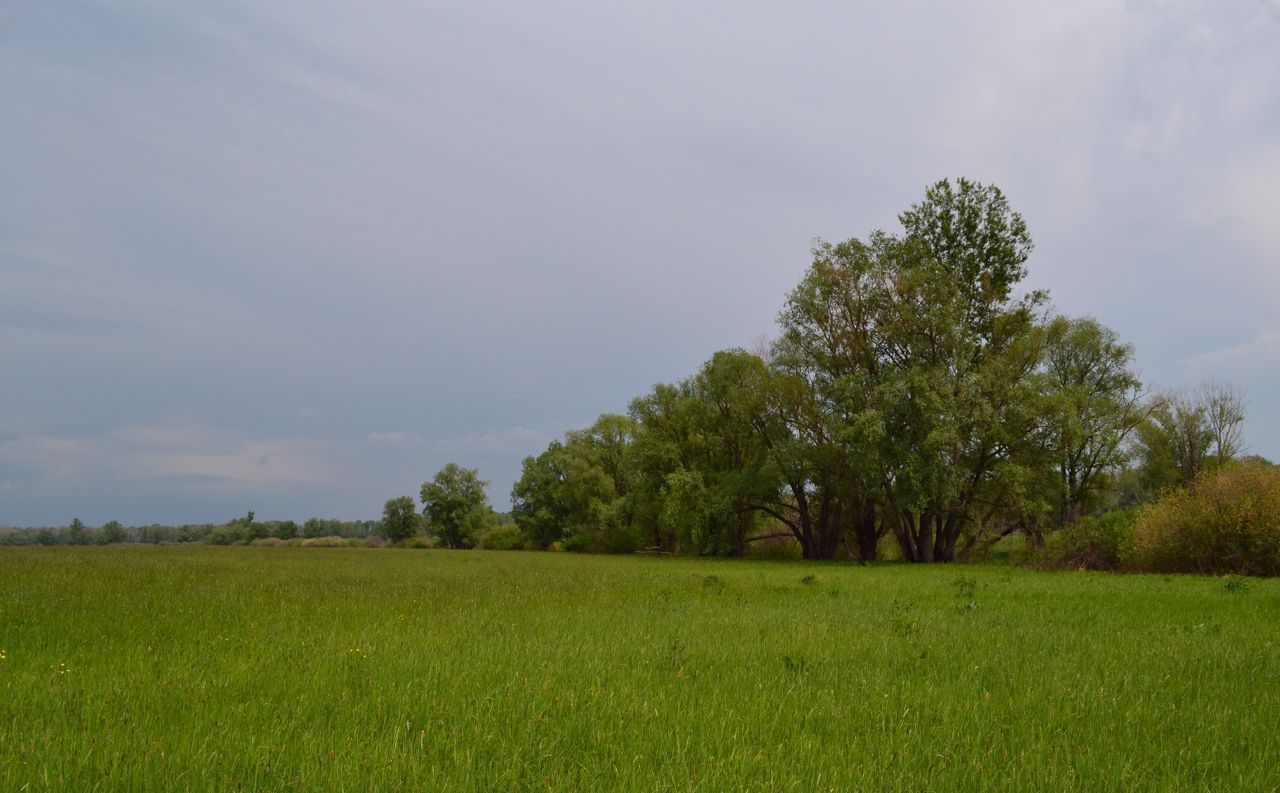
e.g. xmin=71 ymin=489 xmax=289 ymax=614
xmin=895 ymin=510 xmax=920 ymax=562
xmin=919 ymin=512 xmax=935 ymax=563
xmin=855 ymin=501 xmax=878 ymax=562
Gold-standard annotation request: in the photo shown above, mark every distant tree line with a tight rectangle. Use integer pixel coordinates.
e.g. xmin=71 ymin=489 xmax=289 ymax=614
xmin=0 ymin=513 xmax=380 ymax=547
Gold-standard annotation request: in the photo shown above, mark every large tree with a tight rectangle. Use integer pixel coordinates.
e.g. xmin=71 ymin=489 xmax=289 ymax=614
xmin=420 ymin=463 xmax=494 ymax=549
xmin=778 ymin=178 xmax=1047 ymax=562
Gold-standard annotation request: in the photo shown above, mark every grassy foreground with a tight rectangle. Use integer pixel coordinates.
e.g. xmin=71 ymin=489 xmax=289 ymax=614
xmin=1 ymin=548 xmax=1277 ymax=791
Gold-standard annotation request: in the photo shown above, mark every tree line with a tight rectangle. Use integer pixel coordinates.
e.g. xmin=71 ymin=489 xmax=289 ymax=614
xmin=507 ymin=178 xmax=1260 ymax=563
xmin=7 ymin=178 xmax=1269 ymax=568
xmin=0 ymin=515 xmax=380 ymax=547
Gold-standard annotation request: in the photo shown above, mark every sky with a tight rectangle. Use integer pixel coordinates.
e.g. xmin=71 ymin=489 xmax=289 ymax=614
xmin=2 ymin=0 xmax=1279 ymax=527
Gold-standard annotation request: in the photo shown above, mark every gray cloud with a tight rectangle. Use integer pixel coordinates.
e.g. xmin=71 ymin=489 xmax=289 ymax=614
xmin=2 ymin=0 xmax=1278 ymax=525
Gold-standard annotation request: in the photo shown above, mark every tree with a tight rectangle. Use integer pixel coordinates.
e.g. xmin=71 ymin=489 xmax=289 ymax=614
xmin=420 ymin=463 xmax=494 ymax=549
xmin=777 ymin=178 xmax=1047 ymax=562
xmin=1039 ymin=315 xmax=1145 ymax=526
xmin=98 ymin=520 xmax=126 ymax=545
xmin=627 ymin=351 xmax=781 ymax=556
xmin=1136 ymin=381 xmax=1246 ymax=493
xmin=273 ymin=520 xmax=299 ymax=540
xmin=511 ymin=441 xmax=574 ymax=548
xmin=67 ymin=518 xmax=90 ymax=545
xmin=302 ymin=517 xmax=326 ymax=539
xmin=381 ymin=496 xmax=420 ymax=544
xmin=1201 ymin=380 xmax=1246 ymax=467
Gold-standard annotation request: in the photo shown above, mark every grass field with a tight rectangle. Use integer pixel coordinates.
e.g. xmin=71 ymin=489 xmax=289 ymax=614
xmin=1 ymin=547 xmax=1278 ymax=791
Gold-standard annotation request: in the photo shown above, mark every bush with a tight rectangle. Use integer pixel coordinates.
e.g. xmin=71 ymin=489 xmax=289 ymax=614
xmin=363 ymin=536 xmax=388 ymax=548
xmin=561 ymin=524 xmax=645 ymax=554
xmin=404 ymin=536 xmax=434 ymax=549
xmin=207 ymin=525 xmax=248 ymax=546
xmin=478 ymin=524 xmax=526 ymax=550
xmin=250 ymin=537 xmax=285 ymax=547
xmin=300 ymin=535 xmax=350 ymax=548
xmin=1042 ymin=509 xmax=1141 ymax=571
xmin=1130 ymin=462 xmax=1280 ymax=576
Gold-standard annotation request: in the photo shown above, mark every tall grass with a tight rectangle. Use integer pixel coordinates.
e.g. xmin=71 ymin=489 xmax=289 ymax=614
xmin=1 ymin=547 xmax=1277 ymax=791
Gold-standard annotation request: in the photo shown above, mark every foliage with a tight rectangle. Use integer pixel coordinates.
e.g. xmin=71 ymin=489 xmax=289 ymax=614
xmin=511 ymin=415 xmax=638 ymax=551
xmin=1037 ymin=316 xmax=1145 ymax=526
xmin=273 ymin=520 xmax=299 ymax=540
xmin=504 ymin=178 xmax=1251 ymax=567
xmin=477 ymin=524 xmax=527 ymax=550
xmin=207 ymin=523 xmax=248 ymax=546
xmin=775 ymin=178 xmax=1046 ymax=561
xmin=628 ymin=351 xmax=778 ymax=556
xmin=1135 ymin=381 xmax=1246 ymax=496
xmin=1040 ymin=508 xmax=1141 ymax=571
xmin=1130 ymin=462 xmax=1280 ymax=576
xmin=421 ymin=463 xmax=495 ymax=549
xmin=380 ymin=496 xmax=420 ymax=544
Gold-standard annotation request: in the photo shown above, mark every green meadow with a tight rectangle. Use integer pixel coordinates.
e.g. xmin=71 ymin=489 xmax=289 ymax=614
xmin=1 ymin=547 xmax=1277 ymax=791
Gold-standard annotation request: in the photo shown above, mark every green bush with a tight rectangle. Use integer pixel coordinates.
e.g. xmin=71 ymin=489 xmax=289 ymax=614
xmin=1130 ymin=462 xmax=1280 ymax=576
xmin=404 ymin=536 xmax=434 ymax=549
xmin=207 ymin=525 xmax=248 ymax=546
xmin=478 ymin=524 xmax=526 ymax=550
xmin=1044 ymin=509 xmax=1141 ymax=571
xmin=562 ymin=532 xmax=593 ymax=553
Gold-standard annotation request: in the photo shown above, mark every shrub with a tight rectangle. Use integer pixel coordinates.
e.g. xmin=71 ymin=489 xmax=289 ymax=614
xmin=207 ymin=525 xmax=248 ymax=546
xmin=250 ymin=537 xmax=285 ymax=547
xmin=363 ymin=536 xmax=388 ymax=548
xmin=1130 ymin=462 xmax=1280 ymax=576
xmin=404 ymin=536 xmax=434 ymax=549
xmin=478 ymin=524 xmax=526 ymax=550
xmin=1043 ymin=509 xmax=1141 ymax=571
xmin=300 ymin=535 xmax=350 ymax=548
xmin=562 ymin=532 xmax=593 ymax=553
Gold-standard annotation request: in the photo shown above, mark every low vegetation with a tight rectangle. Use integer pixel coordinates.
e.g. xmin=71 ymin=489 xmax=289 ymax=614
xmin=2 ymin=547 xmax=1277 ymax=791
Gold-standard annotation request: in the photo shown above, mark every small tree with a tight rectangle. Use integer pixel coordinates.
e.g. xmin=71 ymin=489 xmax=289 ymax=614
xmin=67 ymin=518 xmax=90 ymax=545
xmin=421 ymin=464 xmax=494 ymax=549
xmin=98 ymin=520 xmax=126 ymax=545
xmin=381 ymin=496 xmax=419 ymax=544
xmin=1137 ymin=381 xmax=1247 ymax=494
xmin=302 ymin=517 xmax=326 ymax=539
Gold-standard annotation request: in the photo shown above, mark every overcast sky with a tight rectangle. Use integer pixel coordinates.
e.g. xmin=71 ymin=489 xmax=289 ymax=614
xmin=2 ymin=0 xmax=1278 ymax=526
